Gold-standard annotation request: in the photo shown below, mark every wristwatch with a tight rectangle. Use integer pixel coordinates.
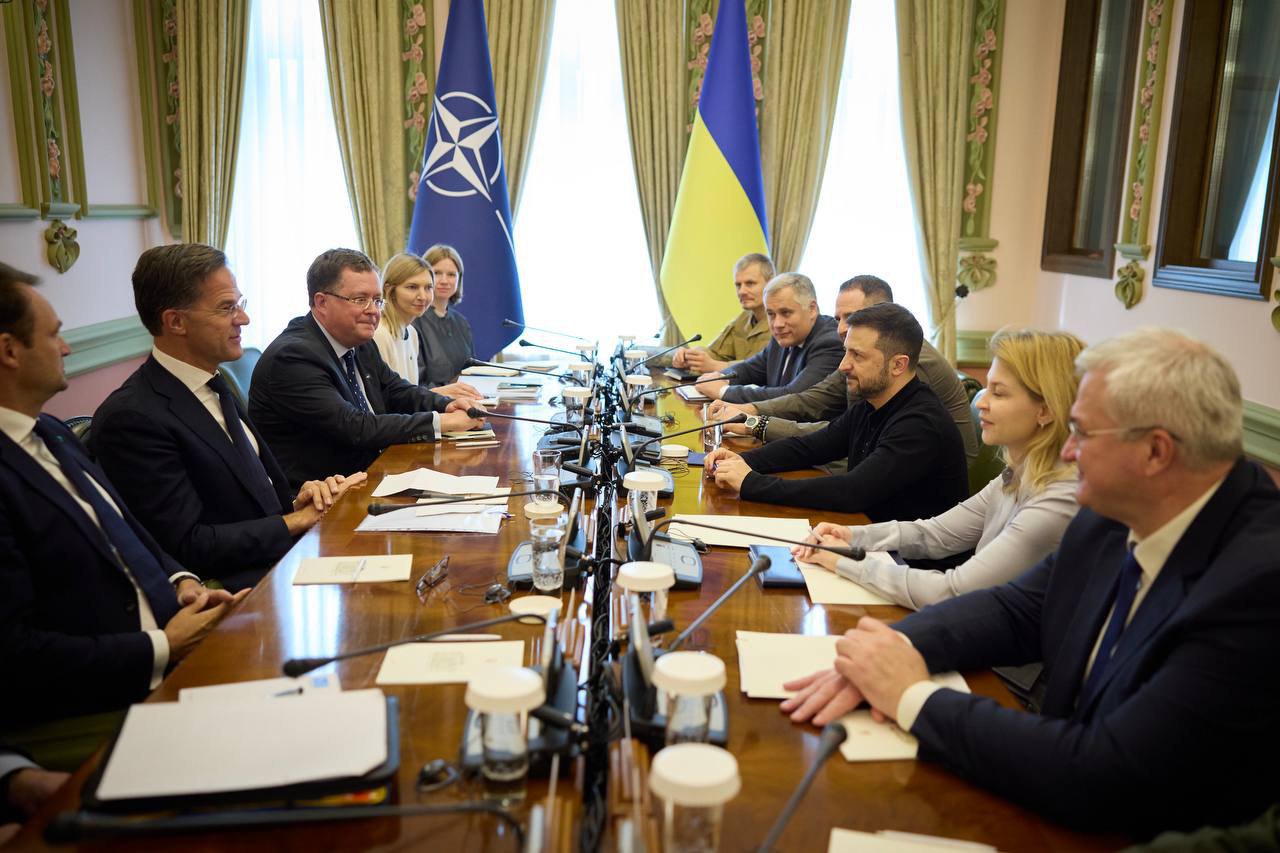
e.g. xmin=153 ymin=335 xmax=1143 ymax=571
xmin=744 ymin=415 xmax=770 ymax=441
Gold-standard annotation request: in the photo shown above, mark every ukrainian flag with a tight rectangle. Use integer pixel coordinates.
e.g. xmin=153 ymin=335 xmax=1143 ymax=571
xmin=660 ymin=0 xmax=770 ymax=340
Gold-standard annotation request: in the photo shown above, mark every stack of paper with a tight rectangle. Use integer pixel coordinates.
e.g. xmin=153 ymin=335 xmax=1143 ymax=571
xmin=497 ymin=381 xmax=541 ymax=402
xmin=363 ymin=471 xmax=510 ymax=533
xmin=179 ymin=674 xmax=339 ymax=702
xmin=95 ymin=688 xmax=388 ymax=800
xmin=372 ymin=468 xmax=499 ymax=497
xmin=676 ymin=384 xmax=709 ymax=401
xmin=292 ymin=555 xmax=414 ymax=585
xmin=829 ymin=829 xmax=997 ymax=852
xmin=667 ymin=515 xmax=812 ymax=549
xmin=799 ymin=562 xmax=894 ymax=605
xmin=375 ymin=640 xmax=525 ymax=685
xmin=443 ymin=429 xmax=497 ymax=441
xmin=461 ymin=365 xmax=518 ymax=376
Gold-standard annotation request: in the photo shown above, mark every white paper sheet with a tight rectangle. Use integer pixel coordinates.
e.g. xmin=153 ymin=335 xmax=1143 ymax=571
xmin=668 ymin=515 xmax=812 ymax=549
xmin=292 ymin=554 xmax=413 ymax=585
xmin=355 ymin=508 xmax=504 ymax=534
xmin=95 ymin=689 xmax=387 ymax=800
xmin=735 ymin=631 xmax=839 ymax=699
xmin=836 ymin=671 xmax=970 ymax=763
xmin=800 ymin=562 xmax=894 ymax=605
xmin=443 ymin=429 xmax=497 ymax=440
xmin=414 ymin=488 xmax=511 ymax=517
xmin=830 ymin=829 xmax=997 ymax=852
xmin=676 ymin=384 xmax=709 ymax=401
xmin=179 ymin=674 xmax=339 ymax=702
xmin=461 ymin=365 xmax=518 ymax=376
xmin=371 ymin=468 xmax=500 ymax=497
xmin=375 ymin=640 xmax=525 ymax=685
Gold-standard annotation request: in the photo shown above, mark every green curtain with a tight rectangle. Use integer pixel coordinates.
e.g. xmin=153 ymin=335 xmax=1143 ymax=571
xmin=616 ymin=0 xmax=686 ymax=343
xmin=487 ymin=0 xmax=556 ymax=215
xmin=760 ymin=0 xmax=852 ymax=273
xmin=896 ymin=0 xmax=973 ymax=363
xmin=318 ymin=0 xmax=421 ymax=265
xmin=175 ymin=0 xmax=248 ymax=248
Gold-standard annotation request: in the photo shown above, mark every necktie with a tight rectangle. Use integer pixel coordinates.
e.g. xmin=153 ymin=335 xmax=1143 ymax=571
xmin=341 ymin=350 xmax=372 ymax=413
xmin=1079 ymin=546 xmax=1144 ymax=705
xmin=206 ymin=374 xmax=280 ymax=511
xmin=778 ymin=348 xmax=796 ymax=385
xmin=32 ymin=419 xmax=179 ymax=625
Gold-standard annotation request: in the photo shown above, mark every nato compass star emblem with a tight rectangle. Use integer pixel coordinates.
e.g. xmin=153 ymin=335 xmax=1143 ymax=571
xmin=421 ymin=91 xmax=503 ymax=201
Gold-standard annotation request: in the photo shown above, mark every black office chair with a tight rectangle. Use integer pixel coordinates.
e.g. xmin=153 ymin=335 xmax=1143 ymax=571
xmin=63 ymin=415 xmax=92 ymax=448
xmin=967 ymin=388 xmax=1006 ymax=495
xmin=218 ymin=347 xmax=262 ymax=408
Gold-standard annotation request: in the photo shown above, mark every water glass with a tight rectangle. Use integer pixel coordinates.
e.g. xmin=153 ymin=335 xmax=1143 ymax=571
xmin=480 ymin=711 xmax=528 ymax=804
xmin=531 ymin=449 xmax=560 ymax=507
xmin=529 ymin=513 xmax=568 ymax=593
xmin=569 ymin=361 xmax=594 ymax=386
xmin=701 ymin=404 xmax=722 ymax=454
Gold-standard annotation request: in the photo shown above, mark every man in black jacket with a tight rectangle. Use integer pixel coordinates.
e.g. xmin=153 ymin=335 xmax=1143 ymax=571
xmin=703 ymin=302 xmax=967 ymax=519
xmin=92 ymin=244 xmax=367 ymax=591
xmin=693 ymin=273 xmax=843 ymax=405
xmin=249 ymin=248 xmax=483 ymax=488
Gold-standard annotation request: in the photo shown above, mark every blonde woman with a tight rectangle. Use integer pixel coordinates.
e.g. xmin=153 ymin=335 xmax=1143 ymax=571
xmin=796 ymin=328 xmax=1087 ymax=610
xmin=413 ymin=244 xmax=476 ymax=386
xmin=371 ymin=253 xmax=432 ymax=384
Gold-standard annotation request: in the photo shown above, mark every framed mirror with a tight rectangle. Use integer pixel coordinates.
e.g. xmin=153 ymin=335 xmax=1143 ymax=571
xmin=1041 ymin=0 xmax=1142 ymax=277
xmin=1153 ymin=0 xmax=1280 ymax=300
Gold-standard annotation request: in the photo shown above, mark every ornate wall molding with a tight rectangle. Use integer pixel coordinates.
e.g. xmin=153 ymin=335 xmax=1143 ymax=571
xmin=955 ymin=328 xmax=994 ymax=367
xmin=62 ymin=316 xmax=150 ymax=377
xmin=1112 ymin=0 xmax=1172 ymax=308
xmin=401 ymin=0 xmax=433 ymax=221
xmin=956 ymin=0 xmax=1005 ymax=296
xmin=132 ymin=0 xmax=182 ymax=237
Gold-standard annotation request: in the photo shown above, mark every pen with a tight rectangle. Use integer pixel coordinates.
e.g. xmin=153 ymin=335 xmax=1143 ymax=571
xmin=272 ymin=686 xmax=304 ymax=697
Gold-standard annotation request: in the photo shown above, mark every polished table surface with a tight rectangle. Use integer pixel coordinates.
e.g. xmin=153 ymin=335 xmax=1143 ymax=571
xmin=18 ymin=378 xmax=1125 ymax=851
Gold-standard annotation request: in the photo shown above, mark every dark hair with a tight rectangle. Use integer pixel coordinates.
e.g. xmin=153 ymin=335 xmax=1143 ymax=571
xmin=132 ymin=244 xmax=228 ymax=335
xmin=839 ymin=275 xmax=893 ymax=305
xmin=846 ymin=302 xmax=923 ymax=368
xmin=307 ymin=248 xmax=378 ymax=304
xmin=0 ymin=262 xmax=40 ymax=346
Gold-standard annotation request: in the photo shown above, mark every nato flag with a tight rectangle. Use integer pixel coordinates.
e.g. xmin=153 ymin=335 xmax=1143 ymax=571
xmin=406 ymin=0 xmax=522 ymax=360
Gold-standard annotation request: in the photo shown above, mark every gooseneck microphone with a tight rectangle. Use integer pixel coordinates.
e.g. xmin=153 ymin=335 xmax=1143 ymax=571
xmin=282 ymin=612 xmax=547 ymax=678
xmin=667 ymin=555 xmax=771 ymax=651
xmin=631 ymin=414 xmax=747 ymax=459
xmin=757 ymin=722 xmax=849 ymax=852
xmin=517 ymin=338 xmax=583 ymax=359
xmin=465 ymin=358 xmax=570 ymax=380
xmin=644 ymin=516 xmax=866 ymax=562
xmin=503 ymin=317 xmax=592 ymax=343
xmin=626 ymin=376 xmax=724 ymax=405
xmin=636 ymin=334 xmax=703 ymax=369
xmin=466 ymin=406 xmax=585 ymax=434
xmin=366 ymin=488 xmax=568 ymax=516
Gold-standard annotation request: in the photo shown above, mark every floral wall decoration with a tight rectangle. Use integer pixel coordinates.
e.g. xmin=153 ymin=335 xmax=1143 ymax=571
xmin=956 ymin=0 xmax=1005 ymax=298
xmin=401 ymin=0 xmax=433 ymax=207
xmin=685 ymin=0 xmax=767 ymax=136
xmin=1113 ymin=0 xmax=1171 ymax=309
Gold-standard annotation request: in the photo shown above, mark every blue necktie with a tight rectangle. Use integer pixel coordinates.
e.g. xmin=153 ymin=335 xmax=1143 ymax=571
xmin=207 ymin=374 xmax=279 ymax=510
xmin=32 ymin=419 xmax=180 ymax=625
xmin=1079 ymin=546 xmax=1144 ymax=705
xmin=341 ymin=350 xmax=371 ymax=413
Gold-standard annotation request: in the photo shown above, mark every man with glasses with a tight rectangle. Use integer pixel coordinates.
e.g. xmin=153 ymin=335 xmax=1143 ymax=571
xmin=92 ymin=245 xmax=368 ymax=591
xmin=249 ymin=248 xmax=483 ymax=489
xmin=781 ymin=327 xmax=1280 ymax=836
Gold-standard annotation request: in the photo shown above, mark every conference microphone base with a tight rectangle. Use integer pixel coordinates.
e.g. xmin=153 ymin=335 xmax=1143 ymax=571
xmin=625 ymin=528 xmax=701 ymax=589
xmin=620 ymin=649 xmax=728 ymax=750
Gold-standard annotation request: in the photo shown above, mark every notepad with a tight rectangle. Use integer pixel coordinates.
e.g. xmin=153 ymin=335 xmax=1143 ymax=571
xmin=95 ymin=688 xmax=388 ymax=800
xmin=668 ymin=515 xmax=812 ymax=549
xmin=799 ymin=563 xmax=894 ymax=605
xmin=735 ymin=630 xmax=840 ymax=699
xmin=178 ymin=674 xmax=339 ymax=702
xmin=375 ymin=640 xmax=525 ymax=685
xmin=292 ymin=554 xmax=413 ymax=585
xmin=676 ymin=384 xmax=709 ymax=401
xmin=830 ymin=828 xmax=997 ymax=852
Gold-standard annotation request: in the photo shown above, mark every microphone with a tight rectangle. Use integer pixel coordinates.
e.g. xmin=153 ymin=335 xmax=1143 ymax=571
xmin=652 ymin=314 xmax=672 ymax=340
xmin=282 ymin=612 xmax=548 ymax=677
xmin=668 ymin=555 xmax=770 ymax=651
xmin=644 ymin=516 xmax=866 ymax=563
xmin=632 ymin=414 xmax=747 ymax=460
xmin=636 ymin=334 xmax=703 ymax=370
xmin=757 ymin=722 xmax=849 ymax=852
xmin=467 ymin=407 xmax=584 ymax=434
xmin=366 ymin=488 xmax=567 ymax=516
xmin=517 ymin=338 xmax=583 ymax=359
xmin=626 ymin=376 xmax=723 ymax=406
xmin=503 ymin=318 xmax=592 ymax=343
xmin=465 ymin=358 xmax=570 ymax=380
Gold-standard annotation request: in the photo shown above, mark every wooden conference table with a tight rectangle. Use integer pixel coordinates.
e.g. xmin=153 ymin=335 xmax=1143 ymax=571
xmin=20 ymin=379 xmax=1124 ymax=852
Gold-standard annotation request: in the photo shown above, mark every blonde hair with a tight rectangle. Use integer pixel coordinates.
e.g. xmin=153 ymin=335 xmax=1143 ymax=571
xmin=424 ymin=244 xmax=465 ymax=304
xmin=988 ymin=328 xmax=1087 ymax=495
xmin=380 ymin=252 xmax=433 ymax=341
xmin=1075 ymin=327 xmax=1242 ymax=469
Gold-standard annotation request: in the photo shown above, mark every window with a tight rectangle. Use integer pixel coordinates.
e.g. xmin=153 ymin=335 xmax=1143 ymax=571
xmin=512 ymin=0 xmax=660 ymax=346
xmin=225 ymin=0 xmax=360 ymax=351
xmin=797 ymin=0 xmax=927 ymax=325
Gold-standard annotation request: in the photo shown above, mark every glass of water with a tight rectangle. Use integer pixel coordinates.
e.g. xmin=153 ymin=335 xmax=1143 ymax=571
xmin=532 ymin=449 xmax=561 ymax=507
xmin=529 ymin=513 xmax=568 ymax=594
xmin=701 ymin=404 xmax=722 ymax=454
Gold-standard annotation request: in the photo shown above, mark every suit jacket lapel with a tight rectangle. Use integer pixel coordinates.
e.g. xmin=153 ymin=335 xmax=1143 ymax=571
xmin=303 ymin=315 xmax=373 ymax=412
xmin=355 ymin=346 xmax=386 ymax=415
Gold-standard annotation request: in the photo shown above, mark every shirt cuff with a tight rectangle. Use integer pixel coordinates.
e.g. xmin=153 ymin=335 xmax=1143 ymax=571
xmin=147 ymin=629 xmax=170 ymax=689
xmin=431 ymin=412 xmax=441 ymax=440
xmin=168 ymin=571 xmax=201 ymax=587
xmin=0 ymin=753 xmax=37 ymax=784
xmin=896 ymin=681 xmax=943 ymax=732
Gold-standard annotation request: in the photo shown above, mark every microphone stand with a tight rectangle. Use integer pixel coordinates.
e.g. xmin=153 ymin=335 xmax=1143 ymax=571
xmin=667 ymin=555 xmax=771 ymax=651
xmin=757 ymin=722 xmax=849 ymax=852
xmin=631 ymin=414 xmax=747 ymax=460
xmin=467 ymin=407 xmax=584 ymax=435
xmin=635 ymin=334 xmax=703 ymax=371
xmin=466 ymin=358 xmax=571 ymax=381
xmin=518 ymin=339 xmax=585 ymax=359
xmin=366 ymin=488 xmax=566 ymax=516
xmin=644 ymin=516 xmax=867 ymax=562
xmin=503 ymin=317 xmax=592 ymax=343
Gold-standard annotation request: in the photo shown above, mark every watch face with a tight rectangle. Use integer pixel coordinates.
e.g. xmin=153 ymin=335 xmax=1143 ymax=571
xmin=745 ymin=416 xmax=760 ymax=429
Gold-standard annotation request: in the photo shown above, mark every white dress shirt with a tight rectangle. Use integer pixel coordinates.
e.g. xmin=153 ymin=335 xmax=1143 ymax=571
xmin=371 ymin=320 xmax=421 ymax=386
xmin=151 ymin=347 xmax=259 ymax=454
xmin=0 ymin=407 xmax=176 ymax=687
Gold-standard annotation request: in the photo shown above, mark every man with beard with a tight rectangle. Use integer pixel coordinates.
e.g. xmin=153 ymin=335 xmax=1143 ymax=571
xmin=702 ymin=302 xmax=968 ymax=519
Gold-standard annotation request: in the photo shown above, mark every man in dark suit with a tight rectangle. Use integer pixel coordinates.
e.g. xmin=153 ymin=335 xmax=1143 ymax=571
xmin=91 ymin=245 xmax=367 ymax=592
xmin=781 ymin=328 xmax=1280 ymax=837
xmin=693 ymin=273 xmax=842 ymax=404
xmin=249 ymin=248 xmax=483 ymax=488
xmin=0 ymin=264 xmax=243 ymax=756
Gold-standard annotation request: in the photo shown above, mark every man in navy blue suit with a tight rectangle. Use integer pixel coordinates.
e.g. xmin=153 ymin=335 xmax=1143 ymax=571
xmin=0 ymin=263 xmax=244 ymax=760
xmin=91 ymin=245 xmax=366 ymax=591
xmin=784 ymin=327 xmax=1280 ymax=837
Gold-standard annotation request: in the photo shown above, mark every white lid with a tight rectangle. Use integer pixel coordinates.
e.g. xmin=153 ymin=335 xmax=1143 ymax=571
xmin=568 ymin=361 xmax=594 ymax=371
xmin=509 ymin=594 xmax=562 ymax=624
xmin=562 ymin=387 xmax=592 ymax=400
xmin=652 ymin=651 xmax=726 ymax=697
xmin=465 ymin=666 xmax=545 ymax=713
xmin=616 ymin=561 xmax=675 ymax=592
xmin=624 ymin=348 xmax=649 ymax=359
xmin=648 ymin=743 xmax=740 ymax=806
xmin=574 ymin=342 xmax=596 ymax=352
xmin=619 ymin=335 xmax=636 ymax=342
xmin=624 ymin=375 xmax=652 ymax=387
xmin=660 ymin=444 xmax=690 ymax=459
xmin=523 ymin=500 xmax=564 ymax=518
xmin=623 ymin=469 xmax=665 ymax=491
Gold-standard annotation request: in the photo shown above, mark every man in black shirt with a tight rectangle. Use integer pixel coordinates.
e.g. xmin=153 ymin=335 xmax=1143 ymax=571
xmin=703 ymin=302 xmax=967 ymax=520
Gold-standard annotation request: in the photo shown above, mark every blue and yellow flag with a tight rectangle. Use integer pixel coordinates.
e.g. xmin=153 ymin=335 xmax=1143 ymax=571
xmin=660 ymin=0 xmax=769 ymax=339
